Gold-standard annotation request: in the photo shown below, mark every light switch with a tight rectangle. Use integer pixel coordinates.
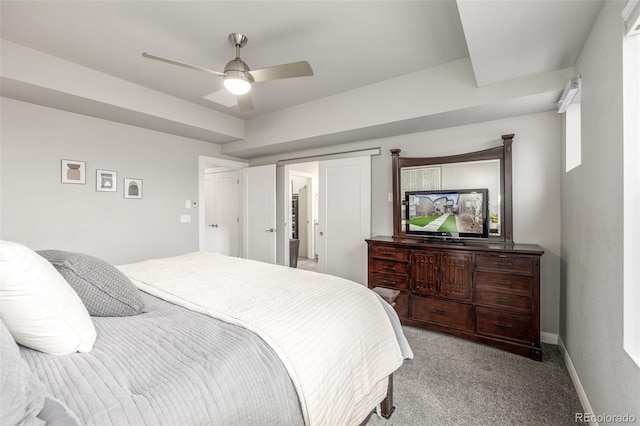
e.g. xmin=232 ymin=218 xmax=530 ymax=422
xmin=388 ymin=193 xmax=393 ymax=203
xmin=180 ymin=214 xmax=191 ymax=223
xmin=185 ymin=200 xmax=192 ymax=209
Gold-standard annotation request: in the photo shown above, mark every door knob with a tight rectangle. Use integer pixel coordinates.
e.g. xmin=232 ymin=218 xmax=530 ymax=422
xmin=265 ymin=228 xmax=275 ymax=232
xmin=208 ymin=224 xmax=218 ymax=228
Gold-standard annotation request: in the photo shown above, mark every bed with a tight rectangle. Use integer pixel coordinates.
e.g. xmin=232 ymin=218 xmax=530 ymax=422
xmin=0 ymin=241 xmax=412 ymax=426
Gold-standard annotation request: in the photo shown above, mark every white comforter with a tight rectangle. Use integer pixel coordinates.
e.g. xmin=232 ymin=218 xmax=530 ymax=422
xmin=118 ymin=252 xmax=405 ymax=426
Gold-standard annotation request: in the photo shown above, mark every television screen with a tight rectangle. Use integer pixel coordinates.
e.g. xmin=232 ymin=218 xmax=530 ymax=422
xmin=405 ymin=189 xmax=489 ymax=238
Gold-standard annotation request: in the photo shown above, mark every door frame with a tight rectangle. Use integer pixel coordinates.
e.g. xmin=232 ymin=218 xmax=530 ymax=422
xmin=275 ymin=148 xmax=380 ymax=271
xmin=198 ymin=155 xmax=248 ymax=252
xmin=283 ymin=167 xmax=315 ymax=266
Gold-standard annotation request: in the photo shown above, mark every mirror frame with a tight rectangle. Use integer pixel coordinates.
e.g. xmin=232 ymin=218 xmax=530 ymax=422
xmin=391 ymin=134 xmax=514 ymax=243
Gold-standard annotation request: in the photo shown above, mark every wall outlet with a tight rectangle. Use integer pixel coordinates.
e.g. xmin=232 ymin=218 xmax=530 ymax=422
xmin=180 ymin=214 xmax=191 ymax=223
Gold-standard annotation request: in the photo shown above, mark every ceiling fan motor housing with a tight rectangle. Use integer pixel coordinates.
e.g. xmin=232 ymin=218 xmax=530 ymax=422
xmin=224 ymin=58 xmax=254 ymax=82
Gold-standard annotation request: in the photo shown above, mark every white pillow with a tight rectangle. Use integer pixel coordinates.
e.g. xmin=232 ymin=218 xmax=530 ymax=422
xmin=0 ymin=240 xmax=96 ymax=355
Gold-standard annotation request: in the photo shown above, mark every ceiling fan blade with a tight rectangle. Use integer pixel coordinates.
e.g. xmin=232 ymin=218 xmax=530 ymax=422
xmin=142 ymin=52 xmax=225 ymax=77
xmin=248 ymin=61 xmax=313 ymax=83
xmin=237 ymin=93 xmax=254 ymax=111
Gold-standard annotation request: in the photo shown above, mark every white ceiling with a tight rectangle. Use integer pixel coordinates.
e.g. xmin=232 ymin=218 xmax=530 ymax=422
xmin=0 ymin=0 xmax=603 ymax=156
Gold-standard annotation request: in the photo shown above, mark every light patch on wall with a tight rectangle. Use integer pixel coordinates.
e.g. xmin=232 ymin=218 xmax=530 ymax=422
xmin=623 ymin=27 xmax=640 ymax=366
xmin=565 ymin=102 xmax=582 ymax=172
xmin=203 ymin=90 xmax=238 ymax=108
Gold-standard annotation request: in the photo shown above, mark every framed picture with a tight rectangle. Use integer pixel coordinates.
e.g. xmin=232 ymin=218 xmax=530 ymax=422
xmin=61 ymin=160 xmax=86 ymax=184
xmin=124 ymin=178 xmax=143 ymax=199
xmin=96 ymin=169 xmax=117 ymax=192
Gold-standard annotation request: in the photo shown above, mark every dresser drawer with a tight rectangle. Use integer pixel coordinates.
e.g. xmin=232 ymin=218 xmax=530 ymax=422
xmin=370 ymin=273 xmax=409 ymax=290
xmin=476 ymin=254 xmax=533 ymax=275
xmin=411 ymin=296 xmax=473 ymax=331
xmin=476 ymin=308 xmax=532 ymax=343
xmin=371 ymin=260 xmax=409 ymax=276
xmin=475 ymin=289 xmax=532 ymax=313
xmin=370 ymin=246 xmax=410 ymax=263
xmin=476 ymin=272 xmax=533 ymax=293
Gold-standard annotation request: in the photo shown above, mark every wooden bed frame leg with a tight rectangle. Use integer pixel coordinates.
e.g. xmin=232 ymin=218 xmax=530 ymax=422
xmin=380 ymin=374 xmax=395 ymax=419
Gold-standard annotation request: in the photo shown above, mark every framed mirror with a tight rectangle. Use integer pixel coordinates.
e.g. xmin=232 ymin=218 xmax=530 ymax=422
xmin=391 ymin=134 xmax=514 ymax=243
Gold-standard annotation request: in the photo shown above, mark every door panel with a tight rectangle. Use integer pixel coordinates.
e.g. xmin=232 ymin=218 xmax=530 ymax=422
xmin=411 ymin=250 xmax=439 ymax=295
xmin=440 ymin=252 xmax=473 ymax=301
xmin=243 ymin=165 xmax=276 ymax=264
xmin=318 ymin=156 xmax=371 ymax=284
xmin=204 ymin=170 xmax=240 ymax=256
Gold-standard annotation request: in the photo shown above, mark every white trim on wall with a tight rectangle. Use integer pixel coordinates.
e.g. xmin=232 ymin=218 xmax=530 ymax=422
xmin=540 ymin=332 xmax=559 ymax=345
xmin=558 ymin=337 xmax=596 ymax=425
xmin=277 ymin=148 xmax=380 ymax=165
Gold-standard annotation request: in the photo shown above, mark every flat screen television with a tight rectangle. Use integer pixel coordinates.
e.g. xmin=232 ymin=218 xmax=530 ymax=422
xmin=405 ymin=188 xmax=489 ymax=239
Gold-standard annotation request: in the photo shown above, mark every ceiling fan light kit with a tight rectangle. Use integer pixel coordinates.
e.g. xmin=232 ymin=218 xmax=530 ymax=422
xmin=223 ymin=53 xmax=254 ymax=95
xmin=142 ymin=32 xmax=313 ymax=111
xmin=224 ymin=75 xmax=252 ymax=95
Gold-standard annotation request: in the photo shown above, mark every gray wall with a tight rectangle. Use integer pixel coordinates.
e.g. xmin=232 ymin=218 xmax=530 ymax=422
xmin=1 ymin=98 xmax=564 ymax=338
xmin=251 ymin=111 xmax=562 ymax=337
xmin=1 ymin=97 xmax=223 ymax=265
xmin=561 ymin=0 xmax=640 ymax=417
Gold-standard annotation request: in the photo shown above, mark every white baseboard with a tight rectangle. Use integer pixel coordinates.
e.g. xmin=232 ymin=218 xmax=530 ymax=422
xmin=558 ymin=337 xmax=597 ymax=425
xmin=540 ymin=331 xmax=558 ymax=344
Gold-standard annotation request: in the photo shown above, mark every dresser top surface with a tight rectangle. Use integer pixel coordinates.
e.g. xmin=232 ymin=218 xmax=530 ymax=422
xmin=367 ymin=236 xmax=544 ymax=255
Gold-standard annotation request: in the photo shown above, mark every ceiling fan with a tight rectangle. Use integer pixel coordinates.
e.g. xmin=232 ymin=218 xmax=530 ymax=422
xmin=142 ymin=33 xmax=313 ymax=111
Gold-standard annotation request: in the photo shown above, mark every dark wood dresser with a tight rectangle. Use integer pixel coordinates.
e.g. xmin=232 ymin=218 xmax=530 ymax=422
xmin=367 ymin=236 xmax=544 ymax=360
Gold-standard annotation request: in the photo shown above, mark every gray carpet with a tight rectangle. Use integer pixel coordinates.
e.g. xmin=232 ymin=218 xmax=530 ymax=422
xmin=368 ymin=326 xmax=585 ymax=425
xmin=296 ymin=258 xmax=318 ymax=271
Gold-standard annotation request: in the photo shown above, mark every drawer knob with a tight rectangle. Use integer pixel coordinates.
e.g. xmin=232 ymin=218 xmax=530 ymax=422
xmin=383 ymin=266 xmax=395 ymax=271
xmin=496 ymin=297 xmax=512 ymax=304
xmin=494 ymin=321 xmax=512 ymax=328
xmin=493 ymin=261 xmax=513 ymax=266
xmin=494 ymin=279 xmax=512 ymax=285
xmin=432 ymin=309 xmax=448 ymax=316
xmin=383 ymin=251 xmax=395 ymax=256
xmin=382 ymin=280 xmax=396 ymax=286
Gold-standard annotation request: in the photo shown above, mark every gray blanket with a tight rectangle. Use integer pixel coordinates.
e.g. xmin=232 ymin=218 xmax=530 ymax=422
xmin=20 ymin=293 xmax=303 ymax=425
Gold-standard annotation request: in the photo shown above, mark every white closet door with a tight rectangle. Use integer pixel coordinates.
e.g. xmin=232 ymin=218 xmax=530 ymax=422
xmin=204 ymin=170 xmax=241 ymax=257
xmin=318 ymin=156 xmax=371 ymax=284
xmin=242 ymin=164 xmax=276 ymax=264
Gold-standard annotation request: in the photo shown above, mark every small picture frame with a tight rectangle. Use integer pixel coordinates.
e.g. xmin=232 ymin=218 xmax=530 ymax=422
xmin=61 ymin=160 xmax=86 ymax=184
xmin=96 ymin=169 xmax=117 ymax=192
xmin=124 ymin=178 xmax=143 ymax=199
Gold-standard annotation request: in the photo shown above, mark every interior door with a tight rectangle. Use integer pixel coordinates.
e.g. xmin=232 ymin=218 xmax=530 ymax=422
xmin=243 ymin=164 xmax=277 ymax=263
xmin=318 ymin=156 xmax=371 ymax=284
xmin=204 ymin=170 xmax=241 ymax=257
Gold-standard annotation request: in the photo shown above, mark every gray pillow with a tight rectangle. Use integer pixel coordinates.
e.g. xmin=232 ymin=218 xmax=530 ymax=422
xmin=0 ymin=320 xmax=46 ymax=426
xmin=37 ymin=250 xmax=144 ymax=317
